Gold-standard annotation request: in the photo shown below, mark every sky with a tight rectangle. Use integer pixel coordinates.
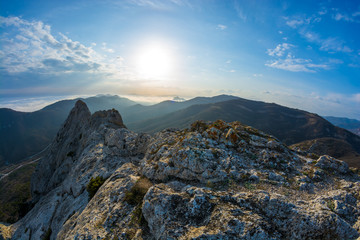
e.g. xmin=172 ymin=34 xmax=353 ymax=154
xmin=0 ymin=0 xmax=359 ymax=119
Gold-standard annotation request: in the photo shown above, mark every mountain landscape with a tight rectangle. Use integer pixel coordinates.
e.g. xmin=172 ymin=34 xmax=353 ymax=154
xmin=2 ymin=95 xmax=359 ymax=169
xmin=0 ymin=95 xmax=237 ymax=167
xmin=128 ymin=98 xmax=360 ymax=168
xmin=1 ymin=101 xmax=359 ymax=239
xmin=324 ymin=116 xmax=360 ymax=136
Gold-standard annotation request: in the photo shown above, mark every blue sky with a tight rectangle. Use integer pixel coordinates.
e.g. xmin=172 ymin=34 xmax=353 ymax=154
xmin=0 ymin=0 xmax=359 ymax=119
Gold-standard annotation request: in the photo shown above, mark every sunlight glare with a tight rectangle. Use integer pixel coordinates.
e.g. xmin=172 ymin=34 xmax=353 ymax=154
xmin=135 ymin=42 xmax=173 ymax=79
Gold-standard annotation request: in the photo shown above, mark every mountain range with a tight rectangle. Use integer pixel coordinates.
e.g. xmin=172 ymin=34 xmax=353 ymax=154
xmin=1 ymin=101 xmax=359 ymax=239
xmin=324 ymin=116 xmax=360 ymax=136
xmin=1 ymin=94 xmax=359 ymax=168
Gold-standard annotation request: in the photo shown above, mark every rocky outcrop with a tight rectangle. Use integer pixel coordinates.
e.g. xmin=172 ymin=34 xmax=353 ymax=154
xmin=10 ymin=101 xmax=150 ymax=240
xmin=3 ymin=103 xmax=360 ymax=240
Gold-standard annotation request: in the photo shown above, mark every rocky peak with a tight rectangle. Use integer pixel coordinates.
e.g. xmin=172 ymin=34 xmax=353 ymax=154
xmin=31 ymin=101 xmax=127 ymax=203
xmin=91 ymin=108 xmax=126 ymax=129
xmin=4 ymin=116 xmax=360 ymax=240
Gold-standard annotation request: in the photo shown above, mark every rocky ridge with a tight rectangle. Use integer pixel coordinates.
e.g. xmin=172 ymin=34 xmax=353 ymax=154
xmin=1 ymin=101 xmax=359 ymax=239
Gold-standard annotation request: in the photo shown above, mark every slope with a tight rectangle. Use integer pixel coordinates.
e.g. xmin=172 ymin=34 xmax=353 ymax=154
xmin=128 ymin=98 xmax=360 ymax=157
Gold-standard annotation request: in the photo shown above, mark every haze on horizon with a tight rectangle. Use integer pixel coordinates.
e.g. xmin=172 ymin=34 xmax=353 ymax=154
xmin=0 ymin=0 xmax=359 ymax=119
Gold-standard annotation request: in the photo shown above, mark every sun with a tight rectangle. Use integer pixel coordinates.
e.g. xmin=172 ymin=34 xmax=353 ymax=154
xmin=135 ymin=42 xmax=173 ymax=79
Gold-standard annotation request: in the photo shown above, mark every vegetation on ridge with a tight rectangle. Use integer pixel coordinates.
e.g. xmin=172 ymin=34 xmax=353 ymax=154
xmin=86 ymin=176 xmax=106 ymax=200
xmin=0 ymin=162 xmax=36 ymax=223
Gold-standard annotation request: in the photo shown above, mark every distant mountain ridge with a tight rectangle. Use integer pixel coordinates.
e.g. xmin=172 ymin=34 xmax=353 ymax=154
xmin=128 ymin=98 xmax=360 ymax=167
xmin=324 ymin=116 xmax=360 ymax=136
xmin=1 ymin=94 xmax=359 ymax=168
xmin=0 ymin=95 xmax=237 ymax=167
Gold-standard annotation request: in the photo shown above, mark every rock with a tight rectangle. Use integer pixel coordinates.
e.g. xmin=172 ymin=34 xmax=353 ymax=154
xmin=315 ymin=155 xmax=350 ymax=174
xmin=4 ymin=113 xmax=360 ymax=240
xmin=268 ymin=172 xmax=285 ymax=182
xmin=299 ymin=182 xmax=314 ymax=193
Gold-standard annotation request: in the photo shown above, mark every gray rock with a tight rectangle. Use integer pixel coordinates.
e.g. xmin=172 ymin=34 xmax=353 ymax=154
xmin=315 ymin=155 xmax=350 ymax=174
xmin=3 ymin=114 xmax=359 ymax=240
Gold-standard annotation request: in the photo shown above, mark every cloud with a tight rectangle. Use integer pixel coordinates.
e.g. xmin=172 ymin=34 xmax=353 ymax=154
xmin=0 ymin=16 xmax=104 ymax=74
xmin=101 ymin=42 xmax=115 ymax=53
xmin=125 ymin=0 xmax=191 ymax=10
xmin=333 ymin=13 xmax=353 ymax=22
xmin=0 ymin=16 xmax=139 ymax=98
xmin=267 ymin=43 xmax=293 ymax=57
xmin=266 ymin=55 xmax=329 ymax=73
xmin=285 ymin=19 xmax=306 ymax=28
xmin=217 ymin=24 xmax=227 ymax=30
xmin=353 ymin=93 xmax=360 ymax=102
xmin=266 ymin=43 xmax=331 ymax=73
xmin=300 ymin=30 xmax=352 ymax=53
xmin=234 ymin=2 xmax=247 ymax=21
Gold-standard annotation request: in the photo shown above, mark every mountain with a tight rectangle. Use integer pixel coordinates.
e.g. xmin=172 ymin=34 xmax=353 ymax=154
xmin=290 ymin=137 xmax=360 ymax=168
xmin=0 ymin=95 xmax=238 ymax=167
xmin=324 ymin=116 xmax=360 ymax=136
xmin=1 ymin=101 xmax=359 ymax=239
xmin=122 ymin=94 xmax=239 ymax=123
xmin=0 ymin=95 xmax=137 ymax=167
xmin=128 ymin=98 xmax=360 ymax=151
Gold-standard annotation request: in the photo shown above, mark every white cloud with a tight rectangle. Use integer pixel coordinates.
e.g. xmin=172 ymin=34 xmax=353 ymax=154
xmin=234 ymin=2 xmax=247 ymax=21
xmin=300 ymin=30 xmax=353 ymax=53
xmin=126 ymin=0 xmax=191 ymax=10
xmin=101 ymin=42 xmax=115 ymax=53
xmin=266 ymin=43 xmax=293 ymax=57
xmin=353 ymin=93 xmax=360 ymax=102
xmin=266 ymin=55 xmax=329 ymax=73
xmin=0 ymin=16 xmax=105 ymax=73
xmin=284 ymin=15 xmax=314 ymax=28
xmin=266 ymin=43 xmax=331 ymax=73
xmin=285 ymin=19 xmax=305 ymax=28
xmin=318 ymin=9 xmax=327 ymax=15
xmin=217 ymin=24 xmax=227 ymax=30
xmin=333 ymin=13 xmax=353 ymax=22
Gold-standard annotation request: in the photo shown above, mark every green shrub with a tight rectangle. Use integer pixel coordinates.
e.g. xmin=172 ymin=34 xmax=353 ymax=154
xmin=86 ymin=176 xmax=106 ymax=200
xmin=327 ymin=199 xmax=335 ymax=211
xmin=124 ymin=177 xmax=152 ymax=206
xmin=42 ymin=228 xmax=52 ymax=240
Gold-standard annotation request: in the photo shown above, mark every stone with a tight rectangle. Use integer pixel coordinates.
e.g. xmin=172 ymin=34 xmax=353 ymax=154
xmin=3 ymin=107 xmax=360 ymax=240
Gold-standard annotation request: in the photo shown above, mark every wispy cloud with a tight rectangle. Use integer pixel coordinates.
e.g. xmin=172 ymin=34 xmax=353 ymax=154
xmin=0 ymin=16 xmax=105 ymax=73
xmin=284 ymin=15 xmax=320 ymax=29
xmin=333 ymin=12 xmax=353 ymax=22
xmin=126 ymin=0 xmax=191 ymax=10
xmin=266 ymin=43 xmax=331 ymax=73
xmin=234 ymin=1 xmax=247 ymax=22
xmin=0 ymin=16 xmax=139 ymax=97
xmin=101 ymin=42 xmax=115 ymax=53
xmin=266 ymin=55 xmax=329 ymax=73
xmin=300 ymin=30 xmax=352 ymax=53
xmin=266 ymin=43 xmax=293 ymax=57
xmin=217 ymin=24 xmax=227 ymax=30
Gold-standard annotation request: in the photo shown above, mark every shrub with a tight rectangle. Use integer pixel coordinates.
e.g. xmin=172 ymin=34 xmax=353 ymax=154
xmin=86 ymin=176 xmax=106 ymax=200
xmin=42 ymin=228 xmax=52 ymax=240
xmin=124 ymin=177 xmax=152 ymax=206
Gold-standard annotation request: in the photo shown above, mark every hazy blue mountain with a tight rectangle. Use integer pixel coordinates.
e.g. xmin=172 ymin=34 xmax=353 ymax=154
xmin=0 ymin=95 xmax=239 ymax=167
xmin=122 ymin=94 xmax=239 ymax=123
xmin=128 ymin=98 xmax=360 ymax=167
xmin=0 ymin=95 xmax=138 ymax=167
xmin=324 ymin=116 xmax=360 ymax=136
